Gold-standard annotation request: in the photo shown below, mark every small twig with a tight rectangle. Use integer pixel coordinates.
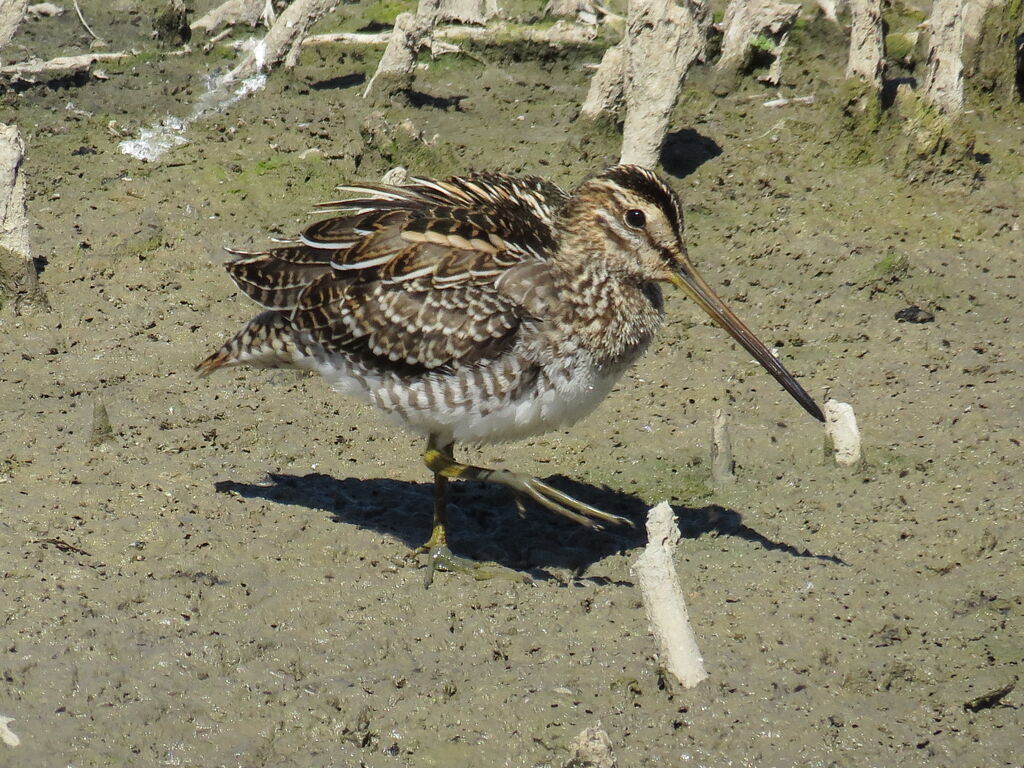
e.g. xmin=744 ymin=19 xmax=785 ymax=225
xmin=303 ymin=30 xmax=392 ymax=45
xmin=72 ymin=0 xmax=102 ymax=42
xmin=763 ymin=95 xmax=815 ymax=108
xmin=34 ymin=537 xmax=91 ymax=556
xmin=208 ymin=27 xmax=234 ymax=45
xmin=964 ymin=679 xmax=1016 ymax=712
xmin=747 ymin=118 xmax=790 ymax=142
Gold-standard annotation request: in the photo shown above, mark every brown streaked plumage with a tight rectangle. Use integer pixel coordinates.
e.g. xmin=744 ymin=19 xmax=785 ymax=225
xmin=198 ymin=164 xmax=823 ymax=578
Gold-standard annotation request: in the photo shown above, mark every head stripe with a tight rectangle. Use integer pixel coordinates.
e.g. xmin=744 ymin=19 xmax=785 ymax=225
xmin=599 ymin=165 xmax=682 ymax=233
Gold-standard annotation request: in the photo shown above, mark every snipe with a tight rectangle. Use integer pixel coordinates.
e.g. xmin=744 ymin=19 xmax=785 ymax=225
xmin=198 ymin=165 xmax=823 ymax=576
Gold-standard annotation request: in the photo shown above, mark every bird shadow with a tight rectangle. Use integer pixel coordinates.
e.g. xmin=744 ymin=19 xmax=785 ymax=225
xmin=310 ymin=73 xmax=366 ymax=90
xmin=215 ymin=472 xmax=843 ymax=580
xmin=659 ymin=129 xmax=723 ymax=179
xmin=405 ymin=90 xmax=468 ymax=111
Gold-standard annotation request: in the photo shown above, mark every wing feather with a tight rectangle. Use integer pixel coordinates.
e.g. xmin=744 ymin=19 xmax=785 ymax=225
xmin=220 ymin=171 xmax=566 ymax=373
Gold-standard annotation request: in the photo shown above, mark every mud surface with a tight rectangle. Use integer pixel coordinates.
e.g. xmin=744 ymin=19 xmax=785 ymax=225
xmin=2 ymin=3 xmax=1022 ymax=766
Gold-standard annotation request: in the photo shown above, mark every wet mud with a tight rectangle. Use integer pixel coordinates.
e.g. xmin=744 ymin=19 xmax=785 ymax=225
xmin=1 ymin=3 xmax=1021 ymax=766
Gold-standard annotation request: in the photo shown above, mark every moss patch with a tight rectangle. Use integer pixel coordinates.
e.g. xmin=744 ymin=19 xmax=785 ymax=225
xmin=834 ymin=79 xmax=885 ymax=164
xmin=868 ymin=250 xmax=910 ymax=285
xmin=963 ymin=1 xmax=1024 ymax=105
xmin=891 ymin=87 xmax=979 ymax=180
xmin=884 ymin=33 xmax=916 ymax=63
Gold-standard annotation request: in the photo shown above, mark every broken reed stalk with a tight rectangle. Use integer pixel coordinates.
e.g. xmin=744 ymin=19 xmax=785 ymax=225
xmin=714 ymin=0 xmax=801 ymax=93
xmin=580 ymin=0 xmax=710 ymax=165
xmin=617 ymin=0 xmax=711 ymax=167
xmin=580 ymin=42 xmax=626 ymax=118
xmin=224 ymin=0 xmax=335 ymax=82
xmin=363 ymin=0 xmax=440 ymax=100
xmin=631 ymin=501 xmax=708 ymax=688
xmin=846 ymin=0 xmax=883 ymax=87
xmin=191 ymin=0 xmax=267 ymax=35
xmin=923 ymin=0 xmax=967 ymax=114
xmin=435 ymin=0 xmax=498 ymax=24
xmin=0 ymin=0 xmax=27 ymax=50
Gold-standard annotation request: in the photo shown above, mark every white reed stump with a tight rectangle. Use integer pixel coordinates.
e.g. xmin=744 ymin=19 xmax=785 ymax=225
xmin=0 ymin=123 xmax=44 ymax=311
xmin=191 ymin=0 xmax=266 ymax=35
xmin=580 ymin=42 xmax=626 ymax=118
xmin=381 ymin=166 xmax=410 ymax=185
xmin=923 ymin=0 xmax=966 ymax=114
xmin=815 ymin=0 xmax=844 ymax=25
xmin=364 ymin=0 xmax=440 ymax=99
xmin=546 ymin=0 xmax=602 ymax=21
xmin=631 ymin=501 xmax=708 ymax=688
xmin=963 ymin=0 xmax=1006 ymax=40
xmin=846 ymin=0 xmax=883 ymax=88
xmin=710 ymin=409 xmax=735 ymax=485
xmin=823 ymin=399 xmax=863 ymax=467
xmin=760 ymin=30 xmax=789 ymax=85
xmin=0 ymin=124 xmax=27 ymax=257
xmin=545 ymin=0 xmax=579 ymax=17
xmin=619 ymin=0 xmax=711 ymax=167
xmin=0 ymin=714 xmax=19 ymax=747
xmin=714 ymin=0 xmax=800 ymax=93
xmin=0 ymin=0 xmax=27 ymax=53
xmin=437 ymin=0 xmax=497 ymax=24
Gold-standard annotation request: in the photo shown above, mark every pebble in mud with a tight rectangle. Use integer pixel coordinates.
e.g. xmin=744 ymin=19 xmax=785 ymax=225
xmin=894 ymin=304 xmax=935 ymax=323
xmin=567 ymin=726 xmax=617 ymax=768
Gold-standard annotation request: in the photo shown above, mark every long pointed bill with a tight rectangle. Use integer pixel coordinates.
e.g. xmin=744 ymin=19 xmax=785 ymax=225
xmin=669 ymin=262 xmax=825 ymax=422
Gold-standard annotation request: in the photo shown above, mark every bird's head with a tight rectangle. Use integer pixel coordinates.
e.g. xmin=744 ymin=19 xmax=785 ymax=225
xmin=565 ymin=164 xmax=824 ymax=422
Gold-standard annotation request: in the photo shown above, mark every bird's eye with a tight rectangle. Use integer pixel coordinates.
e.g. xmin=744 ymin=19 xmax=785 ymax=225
xmin=624 ymin=209 xmax=646 ymax=229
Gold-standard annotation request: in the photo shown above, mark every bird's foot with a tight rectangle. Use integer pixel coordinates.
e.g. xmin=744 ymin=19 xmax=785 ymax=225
xmin=422 ymin=544 xmax=494 ymax=588
xmin=415 ymin=522 xmax=493 ymax=587
xmin=488 ymin=469 xmax=633 ymax=530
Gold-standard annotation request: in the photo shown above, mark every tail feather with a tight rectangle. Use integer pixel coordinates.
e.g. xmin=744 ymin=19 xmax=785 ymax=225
xmin=196 ymin=311 xmax=297 ymax=376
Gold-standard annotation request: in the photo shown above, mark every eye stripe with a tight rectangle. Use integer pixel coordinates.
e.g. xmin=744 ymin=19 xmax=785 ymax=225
xmin=659 ymin=245 xmax=681 ymax=268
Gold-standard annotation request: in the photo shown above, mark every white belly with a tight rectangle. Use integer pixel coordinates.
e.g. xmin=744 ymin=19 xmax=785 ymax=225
xmin=443 ymin=365 xmax=621 ymax=444
xmin=303 ymin=350 xmax=625 ymax=445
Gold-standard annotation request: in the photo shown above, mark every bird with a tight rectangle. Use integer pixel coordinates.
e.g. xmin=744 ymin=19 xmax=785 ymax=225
xmin=197 ymin=164 xmax=824 ymax=576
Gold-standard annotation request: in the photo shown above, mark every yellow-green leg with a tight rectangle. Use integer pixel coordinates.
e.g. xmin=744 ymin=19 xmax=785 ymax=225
xmin=420 ymin=437 xmax=493 ymax=585
xmin=422 ymin=470 xmax=451 ymax=552
xmin=418 ymin=433 xmax=633 ymax=584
